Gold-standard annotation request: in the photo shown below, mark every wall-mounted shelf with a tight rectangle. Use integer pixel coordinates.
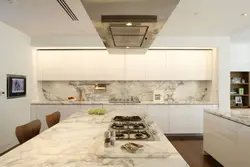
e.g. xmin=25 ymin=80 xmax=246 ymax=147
xmin=231 ymin=106 xmax=249 ymax=108
xmin=230 ymin=94 xmax=249 ymax=96
xmin=231 ymin=83 xmax=249 ymax=85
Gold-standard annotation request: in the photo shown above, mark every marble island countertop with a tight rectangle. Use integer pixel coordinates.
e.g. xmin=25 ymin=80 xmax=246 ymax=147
xmin=205 ymin=109 xmax=250 ymax=127
xmin=0 ymin=110 xmax=189 ymax=167
xmin=31 ymin=101 xmax=218 ymax=105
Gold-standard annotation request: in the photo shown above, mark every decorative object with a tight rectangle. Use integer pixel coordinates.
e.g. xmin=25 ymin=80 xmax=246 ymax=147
xmin=94 ymin=83 xmax=107 ymax=93
xmin=7 ymin=74 xmax=26 ymax=99
xmin=153 ymin=90 xmax=164 ymax=102
xmin=242 ymin=79 xmax=246 ymax=83
xmin=121 ymin=143 xmax=144 ymax=153
xmin=235 ymin=96 xmax=242 ymax=104
xmin=231 ymin=77 xmax=241 ymax=84
xmin=68 ymin=96 xmax=76 ymax=102
xmin=239 ymin=88 xmax=244 ymax=95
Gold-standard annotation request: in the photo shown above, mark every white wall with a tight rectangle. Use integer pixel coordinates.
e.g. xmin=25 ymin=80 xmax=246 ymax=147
xmin=32 ymin=35 xmax=104 ymax=47
xmin=230 ymin=42 xmax=250 ymax=71
xmin=0 ymin=22 xmax=33 ymax=153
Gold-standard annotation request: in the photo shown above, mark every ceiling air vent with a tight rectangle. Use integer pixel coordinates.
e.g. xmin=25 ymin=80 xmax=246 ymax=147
xmin=57 ymin=0 xmax=79 ymax=21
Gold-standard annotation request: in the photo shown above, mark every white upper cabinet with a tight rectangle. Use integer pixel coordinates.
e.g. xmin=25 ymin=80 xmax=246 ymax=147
xmin=84 ymin=51 xmax=125 ymax=80
xmin=165 ymin=50 xmax=212 ymax=80
xmin=37 ymin=50 xmax=86 ymax=80
xmin=37 ymin=50 xmax=124 ymax=80
xmin=145 ymin=50 xmax=166 ymax=80
xmin=37 ymin=49 xmax=213 ymax=81
xmin=125 ymin=54 xmax=146 ymax=80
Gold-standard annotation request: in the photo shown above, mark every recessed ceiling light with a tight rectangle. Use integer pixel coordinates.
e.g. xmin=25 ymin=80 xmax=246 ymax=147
xmin=7 ymin=0 xmax=17 ymax=3
xmin=126 ymin=22 xmax=132 ymax=26
xmin=126 ymin=46 xmax=130 ymax=49
xmin=242 ymin=13 xmax=248 ymax=16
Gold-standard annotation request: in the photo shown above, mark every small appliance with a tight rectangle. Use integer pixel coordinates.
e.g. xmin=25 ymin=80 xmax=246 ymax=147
xmin=153 ymin=90 xmax=164 ymax=102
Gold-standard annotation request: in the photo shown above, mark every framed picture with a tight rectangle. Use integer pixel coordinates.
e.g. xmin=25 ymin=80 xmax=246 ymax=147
xmin=7 ymin=74 xmax=26 ymax=99
xmin=235 ymin=96 xmax=242 ymax=104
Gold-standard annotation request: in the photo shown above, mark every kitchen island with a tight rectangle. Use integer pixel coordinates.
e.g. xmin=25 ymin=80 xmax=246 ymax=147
xmin=31 ymin=101 xmax=218 ymax=134
xmin=0 ymin=109 xmax=189 ymax=167
xmin=204 ymin=109 xmax=250 ymax=167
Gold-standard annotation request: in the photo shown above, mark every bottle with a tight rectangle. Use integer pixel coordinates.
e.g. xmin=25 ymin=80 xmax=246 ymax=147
xmin=104 ymin=131 xmax=111 ymax=148
xmin=110 ymin=130 xmax=116 ymax=146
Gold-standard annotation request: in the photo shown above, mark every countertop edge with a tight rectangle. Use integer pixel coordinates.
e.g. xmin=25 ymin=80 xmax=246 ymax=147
xmin=30 ymin=101 xmax=219 ymax=105
xmin=204 ymin=109 xmax=250 ymax=127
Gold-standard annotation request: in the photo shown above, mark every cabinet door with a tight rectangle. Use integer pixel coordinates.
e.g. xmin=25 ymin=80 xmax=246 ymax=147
xmin=35 ymin=105 xmax=59 ymax=132
xmin=125 ymin=54 xmax=146 ymax=80
xmin=124 ymin=105 xmax=148 ymax=116
xmin=102 ymin=104 xmax=126 ymax=114
xmin=145 ymin=50 xmax=166 ymax=80
xmin=37 ymin=50 xmax=86 ymax=80
xmin=169 ymin=105 xmax=203 ymax=133
xmin=37 ymin=50 xmax=125 ymax=80
xmin=166 ymin=50 xmax=212 ymax=80
xmin=103 ymin=54 xmax=125 ymax=80
xmin=204 ymin=113 xmax=239 ymax=167
xmin=81 ymin=105 xmax=103 ymax=112
xmin=237 ymin=125 xmax=250 ymax=166
xmin=33 ymin=105 xmax=81 ymax=132
xmin=84 ymin=51 xmax=125 ymax=80
xmin=147 ymin=105 xmax=169 ymax=133
xmin=58 ymin=105 xmax=81 ymax=120
xmin=30 ymin=105 xmax=37 ymax=121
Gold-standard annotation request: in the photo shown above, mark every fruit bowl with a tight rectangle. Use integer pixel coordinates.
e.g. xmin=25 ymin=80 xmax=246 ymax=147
xmin=88 ymin=108 xmax=107 ymax=115
xmin=68 ymin=96 xmax=76 ymax=102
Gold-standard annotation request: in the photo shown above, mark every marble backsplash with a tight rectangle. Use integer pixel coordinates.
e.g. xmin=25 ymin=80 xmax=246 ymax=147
xmin=38 ymin=81 xmax=212 ymax=103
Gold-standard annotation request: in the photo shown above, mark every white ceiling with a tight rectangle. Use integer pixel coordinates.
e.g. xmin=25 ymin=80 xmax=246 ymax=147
xmin=160 ymin=0 xmax=250 ymax=36
xmin=0 ymin=0 xmax=250 ymax=38
xmin=0 ymin=0 xmax=97 ymax=36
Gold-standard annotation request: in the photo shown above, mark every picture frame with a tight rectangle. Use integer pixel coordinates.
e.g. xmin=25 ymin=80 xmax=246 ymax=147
xmin=235 ymin=96 xmax=242 ymax=104
xmin=7 ymin=74 xmax=26 ymax=99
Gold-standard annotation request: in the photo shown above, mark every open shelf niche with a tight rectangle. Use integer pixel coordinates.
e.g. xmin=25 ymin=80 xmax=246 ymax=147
xmin=230 ymin=72 xmax=250 ymax=108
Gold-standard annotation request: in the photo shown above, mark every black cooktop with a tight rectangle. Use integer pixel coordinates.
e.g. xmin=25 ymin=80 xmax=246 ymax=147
xmin=115 ymin=130 xmax=151 ymax=140
xmin=113 ymin=116 xmax=142 ymax=122
xmin=111 ymin=122 xmax=146 ymax=130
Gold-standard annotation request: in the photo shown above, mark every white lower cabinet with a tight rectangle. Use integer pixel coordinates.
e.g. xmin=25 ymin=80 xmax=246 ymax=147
xmin=31 ymin=105 xmax=81 ymax=132
xmin=168 ymin=105 xmax=218 ymax=134
xmin=204 ymin=112 xmax=250 ymax=167
xmin=124 ymin=105 xmax=148 ymax=115
xmin=31 ymin=104 xmax=218 ymax=134
xmin=147 ymin=105 xmax=169 ymax=133
xmin=237 ymin=125 xmax=250 ymax=166
xmin=169 ymin=105 xmax=202 ymax=134
xmin=81 ymin=105 xmax=102 ymax=111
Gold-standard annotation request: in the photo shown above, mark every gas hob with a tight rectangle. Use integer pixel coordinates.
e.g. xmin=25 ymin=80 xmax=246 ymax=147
xmin=109 ymin=116 xmax=155 ymax=141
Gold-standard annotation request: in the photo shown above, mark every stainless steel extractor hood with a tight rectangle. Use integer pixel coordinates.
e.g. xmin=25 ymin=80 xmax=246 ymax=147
xmin=81 ymin=0 xmax=180 ymax=54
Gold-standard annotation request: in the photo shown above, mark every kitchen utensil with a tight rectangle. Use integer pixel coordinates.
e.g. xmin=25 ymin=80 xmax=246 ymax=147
xmin=121 ymin=142 xmax=143 ymax=153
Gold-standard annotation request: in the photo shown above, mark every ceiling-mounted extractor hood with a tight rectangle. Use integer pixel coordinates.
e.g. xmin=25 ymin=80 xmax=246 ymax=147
xmin=81 ymin=0 xmax=180 ymax=54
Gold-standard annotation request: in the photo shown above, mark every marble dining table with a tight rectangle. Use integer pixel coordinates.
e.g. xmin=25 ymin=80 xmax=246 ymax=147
xmin=0 ymin=110 xmax=190 ymax=167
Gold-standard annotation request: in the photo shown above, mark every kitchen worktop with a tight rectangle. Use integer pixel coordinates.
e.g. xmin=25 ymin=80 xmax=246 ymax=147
xmin=31 ymin=101 xmax=218 ymax=105
xmin=205 ymin=109 xmax=250 ymax=127
xmin=0 ymin=109 xmax=189 ymax=167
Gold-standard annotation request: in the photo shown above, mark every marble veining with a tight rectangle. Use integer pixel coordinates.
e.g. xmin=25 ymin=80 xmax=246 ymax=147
xmin=31 ymin=101 xmax=218 ymax=105
xmin=0 ymin=110 xmax=189 ymax=167
xmin=205 ymin=109 xmax=250 ymax=127
xmin=38 ymin=81 xmax=213 ymax=104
